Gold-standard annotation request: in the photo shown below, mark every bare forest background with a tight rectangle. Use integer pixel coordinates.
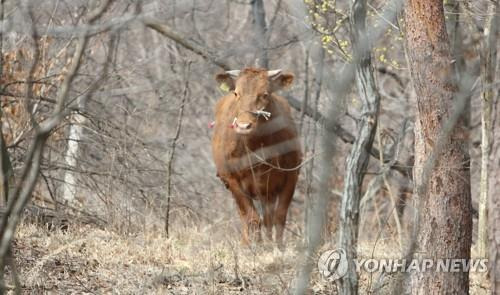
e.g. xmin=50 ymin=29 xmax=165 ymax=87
xmin=0 ymin=0 xmax=498 ymax=293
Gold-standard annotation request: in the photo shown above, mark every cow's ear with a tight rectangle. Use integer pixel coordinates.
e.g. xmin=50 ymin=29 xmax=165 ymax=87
xmin=215 ymin=73 xmax=236 ymax=92
xmin=271 ymin=73 xmax=294 ymax=92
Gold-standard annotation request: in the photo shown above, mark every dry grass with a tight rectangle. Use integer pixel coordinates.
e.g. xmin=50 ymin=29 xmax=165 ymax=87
xmin=6 ymin=221 xmax=491 ymax=294
xmin=10 ymin=222 xmax=310 ymax=294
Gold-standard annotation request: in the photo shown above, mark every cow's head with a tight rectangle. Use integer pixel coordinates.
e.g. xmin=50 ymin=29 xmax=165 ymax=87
xmin=216 ymin=68 xmax=294 ymax=135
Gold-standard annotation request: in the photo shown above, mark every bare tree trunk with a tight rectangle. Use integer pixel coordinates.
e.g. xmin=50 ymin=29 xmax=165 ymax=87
xmin=0 ymin=122 xmax=11 ymax=205
xmin=489 ymin=90 xmax=500 ymax=294
xmin=304 ymin=46 xmax=324 ymax=245
xmin=338 ymin=0 xmax=380 ymax=293
xmin=0 ymin=0 xmax=13 ymax=205
xmin=251 ymin=0 xmax=268 ymax=68
xmin=478 ymin=0 xmax=498 ymax=259
xmin=404 ymin=0 xmax=472 ymax=293
xmin=61 ymin=28 xmax=119 ymax=206
xmin=61 ymin=100 xmax=86 ymax=204
xmin=483 ymin=1 xmax=500 ymax=292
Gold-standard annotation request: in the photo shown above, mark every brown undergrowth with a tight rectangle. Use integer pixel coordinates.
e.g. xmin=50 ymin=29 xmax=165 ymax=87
xmin=6 ymin=221 xmax=490 ymax=294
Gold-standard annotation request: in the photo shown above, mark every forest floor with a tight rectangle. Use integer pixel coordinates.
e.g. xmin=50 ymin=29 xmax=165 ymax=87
xmin=6 ymin=221 xmax=491 ymax=294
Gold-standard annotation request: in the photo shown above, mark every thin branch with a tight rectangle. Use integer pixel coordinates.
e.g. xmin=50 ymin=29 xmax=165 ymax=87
xmin=165 ymin=63 xmax=190 ymax=236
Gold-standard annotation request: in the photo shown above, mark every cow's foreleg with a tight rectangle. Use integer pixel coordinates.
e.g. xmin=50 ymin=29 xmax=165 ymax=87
xmin=262 ymin=201 xmax=275 ymax=241
xmin=238 ymin=196 xmax=261 ymax=244
xmin=228 ymin=182 xmax=261 ymax=245
xmin=274 ymin=172 xmax=298 ymax=249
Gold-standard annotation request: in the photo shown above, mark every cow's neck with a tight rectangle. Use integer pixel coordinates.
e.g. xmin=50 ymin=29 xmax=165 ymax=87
xmin=240 ymin=132 xmax=272 ymax=151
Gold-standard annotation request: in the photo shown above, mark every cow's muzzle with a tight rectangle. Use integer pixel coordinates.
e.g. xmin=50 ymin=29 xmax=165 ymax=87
xmin=234 ymin=120 xmax=253 ymax=134
xmin=232 ymin=109 xmax=272 ymax=135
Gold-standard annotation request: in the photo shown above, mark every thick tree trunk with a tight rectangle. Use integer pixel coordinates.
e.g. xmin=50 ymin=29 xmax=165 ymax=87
xmin=484 ymin=1 xmax=500 ymax=292
xmin=489 ymin=92 xmax=500 ymax=294
xmin=404 ymin=0 xmax=472 ymax=293
xmin=338 ymin=0 xmax=380 ymax=293
xmin=480 ymin=0 xmax=499 ymax=259
xmin=478 ymin=66 xmax=491 ymax=257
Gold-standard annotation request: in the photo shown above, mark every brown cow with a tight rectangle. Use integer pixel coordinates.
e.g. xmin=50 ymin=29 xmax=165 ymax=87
xmin=211 ymin=67 xmax=301 ymax=248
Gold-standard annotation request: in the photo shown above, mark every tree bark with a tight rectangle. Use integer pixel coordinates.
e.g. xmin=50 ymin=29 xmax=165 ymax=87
xmin=338 ymin=0 xmax=380 ymax=293
xmin=404 ymin=0 xmax=472 ymax=293
xmin=489 ymin=88 xmax=500 ymax=294
xmin=0 ymin=0 xmax=13 ymax=205
xmin=0 ymin=125 xmax=11 ymax=205
xmin=61 ymin=102 xmax=86 ymax=204
xmin=484 ymin=1 xmax=500 ymax=292
xmin=479 ymin=0 xmax=499 ymax=259
xmin=304 ymin=46 xmax=324 ymax=245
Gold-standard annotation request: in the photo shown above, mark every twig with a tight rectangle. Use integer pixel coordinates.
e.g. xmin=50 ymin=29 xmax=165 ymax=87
xmin=250 ymin=149 xmax=321 ymax=172
xmin=165 ymin=62 xmax=190 ymax=236
xmin=367 ymin=3 xmax=400 ymax=31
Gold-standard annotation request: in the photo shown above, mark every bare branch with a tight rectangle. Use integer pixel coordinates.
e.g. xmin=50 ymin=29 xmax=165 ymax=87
xmin=165 ymin=62 xmax=190 ymax=236
xmin=143 ymin=17 xmax=231 ymax=70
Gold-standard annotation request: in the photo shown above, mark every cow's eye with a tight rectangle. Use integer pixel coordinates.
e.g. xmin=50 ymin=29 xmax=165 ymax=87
xmin=233 ymin=91 xmax=239 ymax=99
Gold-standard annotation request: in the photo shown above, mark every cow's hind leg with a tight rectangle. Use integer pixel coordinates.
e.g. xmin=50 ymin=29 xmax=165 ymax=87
xmin=274 ymin=172 xmax=298 ymax=249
